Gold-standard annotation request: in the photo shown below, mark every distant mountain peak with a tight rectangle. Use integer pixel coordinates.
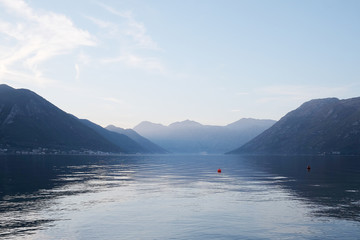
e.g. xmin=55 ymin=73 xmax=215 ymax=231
xmin=135 ymin=121 xmax=166 ymax=128
xmin=226 ymin=118 xmax=276 ymax=129
xmin=169 ymin=119 xmax=202 ymax=128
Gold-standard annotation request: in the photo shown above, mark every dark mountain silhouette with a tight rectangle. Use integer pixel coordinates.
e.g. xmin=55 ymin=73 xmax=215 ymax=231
xmin=229 ymin=97 xmax=360 ymax=155
xmin=0 ymin=84 xmax=144 ymax=154
xmin=105 ymin=125 xmax=167 ymax=153
xmin=134 ymin=119 xmax=275 ymax=154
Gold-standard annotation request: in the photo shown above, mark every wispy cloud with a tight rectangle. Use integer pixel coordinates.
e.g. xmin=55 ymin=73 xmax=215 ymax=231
xmin=85 ymin=16 xmax=119 ymax=37
xmin=102 ymin=54 xmax=165 ymax=74
xmin=236 ymin=92 xmax=249 ymax=96
xmin=96 ymin=2 xmax=159 ymax=50
xmin=90 ymin=2 xmax=166 ymax=74
xmin=75 ymin=64 xmax=80 ymax=80
xmin=0 ymin=0 xmax=95 ymax=84
xmin=101 ymin=96 xmax=132 ymax=111
xmin=103 ymin=97 xmax=124 ymax=105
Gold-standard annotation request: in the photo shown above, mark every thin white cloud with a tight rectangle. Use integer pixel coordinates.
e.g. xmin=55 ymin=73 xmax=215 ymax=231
xmin=0 ymin=0 xmax=95 ymax=84
xmin=85 ymin=16 xmax=119 ymax=36
xmin=102 ymin=54 xmax=165 ymax=74
xmin=86 ymin=3 xmax=165 ymax=74
xmin=75 ymin=64 xmax=80 ymax=80
xmin=124 ymin=12 xmax=159 ymax=50
xmin=95 ymin=2 xmax=124 ymax=17
xmin=103 ymin=97 xmax=124 ymax=105
xmin=101 ymin=96 xmax=132 ymax=111
xmin=236 ymin=92 xmax=249 ymax=96
xmin=96 ymin=2 xmax=159 ymax=50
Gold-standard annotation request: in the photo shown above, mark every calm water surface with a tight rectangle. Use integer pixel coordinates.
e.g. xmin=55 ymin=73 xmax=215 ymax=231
xmin=0 ymin=154 xmax=360 ymax=239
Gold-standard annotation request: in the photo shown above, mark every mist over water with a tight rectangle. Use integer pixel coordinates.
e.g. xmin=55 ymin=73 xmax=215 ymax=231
xmin=1 ymin=154 xmax=359 ymax=239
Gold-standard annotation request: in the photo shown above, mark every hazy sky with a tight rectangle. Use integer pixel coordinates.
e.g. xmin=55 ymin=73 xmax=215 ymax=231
xmin=1 ymin=0 xmax=359 ymax=128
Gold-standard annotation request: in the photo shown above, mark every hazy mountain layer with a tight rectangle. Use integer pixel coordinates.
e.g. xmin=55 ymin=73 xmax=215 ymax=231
xmin=106 ymin=125 xmax=167 ymax=153
xmin=134 ymin=119 xmax=276 ymax=153
xmin=80 ymin=120 xmax=151 ymax=153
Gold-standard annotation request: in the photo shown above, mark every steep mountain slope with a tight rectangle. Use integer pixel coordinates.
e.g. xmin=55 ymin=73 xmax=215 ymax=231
xmin=229 ymin=97 xmax=360 ymax=155
xmin=0 ymin=84 xmax=137 ymax=153
xmin=106 ymin=125 xmax=167 ymax=153
xmin=134 ymin=119 xmax=276 ymax=153
xmin=80 ymin=120 xmax=150 ymax=153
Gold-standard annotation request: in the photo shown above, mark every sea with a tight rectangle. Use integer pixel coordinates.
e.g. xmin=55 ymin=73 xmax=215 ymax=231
xmin=0 ymin=154 xmax=359 ymax=239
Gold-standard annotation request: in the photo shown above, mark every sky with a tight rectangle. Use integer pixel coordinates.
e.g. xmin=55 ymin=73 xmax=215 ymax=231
xmin=0 ymin=0 xmax=359 ymax=128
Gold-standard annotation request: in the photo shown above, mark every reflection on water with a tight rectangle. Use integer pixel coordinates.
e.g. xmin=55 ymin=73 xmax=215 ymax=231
xmin=0 ymin=154 xmax=359 ymax=239
xmin=244 ymin=155 xmax=360 ymax=222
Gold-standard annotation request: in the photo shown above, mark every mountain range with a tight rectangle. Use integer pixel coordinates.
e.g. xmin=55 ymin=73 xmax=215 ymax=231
xmin=133 ymin=119 xmax=276 ymax=154
xmin=3 ymin=84 xmax=360 ymax=156
xmin=0 ymin=84 xmax=162 ymax=154
xmin=80 ymin=120 xmax=166 ymax=154
xmin=229 ymin=97 xmax=360 ymax=155
xmin=105 ymin=125 xmax=167 ymax=153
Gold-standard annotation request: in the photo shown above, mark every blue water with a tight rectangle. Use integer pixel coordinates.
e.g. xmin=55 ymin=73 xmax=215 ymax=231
xmin=1 ymin=154 xmax=360 ymax=239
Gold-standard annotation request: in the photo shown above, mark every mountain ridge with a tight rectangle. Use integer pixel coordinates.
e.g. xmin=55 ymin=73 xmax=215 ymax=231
xmin=105 ymin=125 xmax=167 ymax=153
xmin=229 ymin=97 xmax=360 ymax=155
xmin=134 ymin=119 xmax=276 ymax=153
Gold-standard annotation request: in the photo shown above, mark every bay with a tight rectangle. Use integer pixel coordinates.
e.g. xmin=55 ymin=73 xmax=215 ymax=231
xmin=0 ymin=154 xmax=360 ymax=239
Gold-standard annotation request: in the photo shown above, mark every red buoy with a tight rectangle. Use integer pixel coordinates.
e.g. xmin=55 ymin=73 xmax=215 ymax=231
xmin=307 ymin=165 xmax=311 ymax=170
xmin=217 ymin=168 xmax=222 ymax=173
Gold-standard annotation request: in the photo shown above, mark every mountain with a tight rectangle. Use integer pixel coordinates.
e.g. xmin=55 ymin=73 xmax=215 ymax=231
xmin=132 ymin=121 xmax=168 ymax=139
xmin=0 ymin=84 xmax=143 ymax=154
xmin=105 ymin=125 xmax=167 ymax=153
xmin=133 ymin=119 xmax=276 ymax=154
xmin=80 ymin=120 xmax=151 ymax=153
xmin=229 ymin=97 xmax=360 ymax=155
